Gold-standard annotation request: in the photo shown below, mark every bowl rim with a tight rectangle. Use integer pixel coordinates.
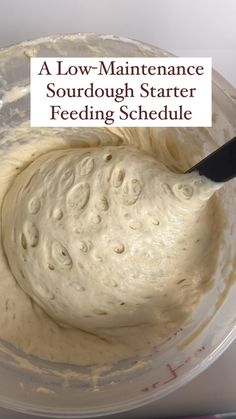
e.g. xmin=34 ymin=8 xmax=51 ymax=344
xmin=0 ymin=31 xmax=236 ymax=418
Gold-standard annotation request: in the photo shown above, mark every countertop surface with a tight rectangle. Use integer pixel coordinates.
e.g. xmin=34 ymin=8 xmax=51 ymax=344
xmin=0 ymin=0 xmax=235 ymax=417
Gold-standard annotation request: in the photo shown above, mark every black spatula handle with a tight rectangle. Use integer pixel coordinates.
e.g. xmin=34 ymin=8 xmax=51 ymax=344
xmin=186 ymin=136 xmax=236 ymax=182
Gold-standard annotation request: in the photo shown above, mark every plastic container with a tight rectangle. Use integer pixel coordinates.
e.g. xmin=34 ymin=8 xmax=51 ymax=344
xmin=0 ymin=33 xmax=236 ymax=418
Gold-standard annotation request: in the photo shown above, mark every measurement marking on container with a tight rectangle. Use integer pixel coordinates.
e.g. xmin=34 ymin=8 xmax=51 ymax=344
xmin=140 ymin=345 xmax=206 ymax=392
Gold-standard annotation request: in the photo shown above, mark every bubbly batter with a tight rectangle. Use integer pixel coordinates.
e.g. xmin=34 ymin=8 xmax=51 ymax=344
xmin=0 ymin=127 xmax=224 ymax=365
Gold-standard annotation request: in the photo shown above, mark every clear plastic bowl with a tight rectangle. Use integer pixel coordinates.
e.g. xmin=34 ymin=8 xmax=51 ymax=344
xmin=0 ymin=33 xmax=236 ymax=418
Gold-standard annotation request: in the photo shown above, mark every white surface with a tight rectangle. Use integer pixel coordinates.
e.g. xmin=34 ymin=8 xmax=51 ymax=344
xmin=0 ymin=0 xmax=236 ymax=87
xmin=0 ymin=0 xmax=235 ymax=417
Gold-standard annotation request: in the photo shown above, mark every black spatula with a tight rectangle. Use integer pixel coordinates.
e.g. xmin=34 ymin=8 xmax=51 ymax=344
xmin=186 ymin=136 xmax=236 ymax=182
